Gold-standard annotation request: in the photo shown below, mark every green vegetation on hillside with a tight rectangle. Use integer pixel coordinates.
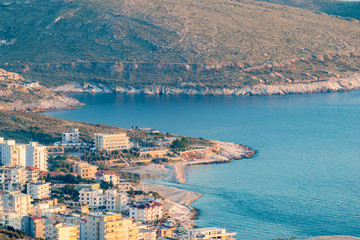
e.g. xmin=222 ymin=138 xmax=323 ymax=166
xmin=1 ymin=0 xmax=360 ymax=89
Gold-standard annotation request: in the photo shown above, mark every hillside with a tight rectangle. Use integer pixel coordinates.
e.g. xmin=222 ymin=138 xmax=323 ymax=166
xmin=1 ymin=0 xmax=360 ymax=92
xmin=0 ymin=68 xmax=83 ymax=111
xmin=0 ymin=111 xmax=212 ymax=146
xmin=259 ymin=0 xmax=360 ymax=20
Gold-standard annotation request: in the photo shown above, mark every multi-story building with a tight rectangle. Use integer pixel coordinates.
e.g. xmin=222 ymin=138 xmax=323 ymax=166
xmin=96 ymin=170 xmax=120 ymax=185
xmin=129 ymin=201 xmax=163 ymax=222
xmin=26 ymin=142 xmax=48 ymax=171
xmin=79 ymin=188 xmax=128 ymax=211
xmin=85 ymin=212 xmax=138 ymax=240
xmin=138 ymin=226 xmax=157 ymax=240
xmin=27 ymin=181 xmax=51 ymax=200
xmin=45 ymin=222 xmax=79 ymax=240
xmin=34 ymin=199 xmax=67 ymax=218
xmin=0 ymin=165 xmax=27 ymax=191
xmin=21 ymin=216 xmax=46 ymax=239
xmin=188 ymin=227 xmax=236 ymax=240
xmin=73 ymin=162 xmax=98 ymax=179
xmin=25 ymin=166 xmax=39 ymax=182
xmin=94 ymin=133 xmax=129 ymax=151
xmin=62 ymin=128 xmax=80 ymax=146
xmin=0 ymin=138 xmax=27 ymax=167
xmin=2 ymin=192 xmax=33 ymax=229
xmin=105 ymin=189 xmax=128 ymax=212
xmin=79 ymin=189 xmax=105 ymax=209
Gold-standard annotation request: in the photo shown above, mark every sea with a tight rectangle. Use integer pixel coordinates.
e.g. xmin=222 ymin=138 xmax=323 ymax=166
xmin=43 ymin=91 xmax=360 ymax=240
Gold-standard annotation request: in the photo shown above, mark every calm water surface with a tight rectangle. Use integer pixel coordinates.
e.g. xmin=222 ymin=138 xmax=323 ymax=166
xmin=44 ymin=91 xmax=360 ymax=240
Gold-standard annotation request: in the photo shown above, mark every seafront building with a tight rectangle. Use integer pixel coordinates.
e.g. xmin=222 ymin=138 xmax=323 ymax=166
xmin=26 ymin=141 xmax=48 ymax=171
xmin=129 ymin=201 xmax=163 ymax=222
xmin=94 ymin=133 xmax=130 ymax=151
xmin=188 ymin=227 xmax=236 ymax=240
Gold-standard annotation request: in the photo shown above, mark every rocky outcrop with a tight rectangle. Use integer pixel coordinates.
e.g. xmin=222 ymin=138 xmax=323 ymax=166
xmin=0 ymin=94 xmax=84 ymax=112
xmin=53 ymin=73 xmax=360 ymax=96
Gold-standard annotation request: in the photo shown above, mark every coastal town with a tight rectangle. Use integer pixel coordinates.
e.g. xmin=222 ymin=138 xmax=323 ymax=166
xmin=0 ymin=127 xmax=255 ymax=240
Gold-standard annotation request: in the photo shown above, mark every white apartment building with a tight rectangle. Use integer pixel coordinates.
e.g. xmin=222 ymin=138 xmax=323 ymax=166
xmin=62 ymin=128 xmax=80 ymax=146
xmin=79 ymin=188 xmax=128 ymax=211
xmin=96 ymin=170 xmax=120 ymax=185
xmin=34 ymin=199 xmax=67 ymax=218
xmin=0 ymin=138 xmax=27 ymax=167
xmin=2 ymin=192 xmax=33 ymax=230
xmin=27 ymin=181 xmax=51 ymax=200
xmin=94 ymin=133 xmax=129 ymax=151
xmin=188 ymin=227 xmax=236 ymax=240
xmin=26 ymin=142 xmax=48 ymax=171
xmin=79 ymin=189 xmax=105 ymax=208
xmin=0 ymin=165 xmax=27 ymax=191
xmin=129 ymin=201 xmax=163 ymax=222
xmin=46 ymin=222 xmax=79 ymax=240
xmin=105 ymin=189 xmax=128 ymax=212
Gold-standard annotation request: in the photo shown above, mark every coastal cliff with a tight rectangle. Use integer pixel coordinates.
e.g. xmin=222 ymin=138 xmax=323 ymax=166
xmin=53 ymin=73 xmax=360 ymax=96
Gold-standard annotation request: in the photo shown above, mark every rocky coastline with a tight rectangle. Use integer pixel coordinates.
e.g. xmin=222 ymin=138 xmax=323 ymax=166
xmin=53 ymin=73 xmax=360 ymax=96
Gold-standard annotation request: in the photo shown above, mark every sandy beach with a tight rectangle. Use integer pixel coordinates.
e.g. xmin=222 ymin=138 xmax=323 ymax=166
xmin=140 ymin=182 xmax=202 ymax=228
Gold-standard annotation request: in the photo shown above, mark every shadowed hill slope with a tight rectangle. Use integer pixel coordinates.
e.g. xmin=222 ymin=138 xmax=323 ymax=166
xmin=1 ymin=0 xmax=360 ymax=90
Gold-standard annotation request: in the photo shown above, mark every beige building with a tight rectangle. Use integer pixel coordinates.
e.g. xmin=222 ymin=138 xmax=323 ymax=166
xmin=188 ymin=227 xmax=236 ymax=240
xmin=25 ymin=166 xmax=40 ymax=182
xmin=2 ymin=192 xmax=33 ymax=230
xmin=21 ymin=216 xmax=46 ymax=239
xmin=0 ymin=165 xmax=27 ymax=191
xmin=94 ymin=133 xmax=129 ymax=151
xmin=73 ymin=162 xmax=98 ymax=179
xmin=27 ymin=181 xmax=51 ymax=200
xmin=85 ymin=213 xmax=138 ymax=240
xmin=46 ymin=222 xmax=79 ymax=240
xmin=79 ymin=188 xmax=128 ymax=211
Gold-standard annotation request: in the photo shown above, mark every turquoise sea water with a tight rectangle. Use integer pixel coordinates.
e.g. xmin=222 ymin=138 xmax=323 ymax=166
xmin=44 ymin=91 xmax=360 ymax=239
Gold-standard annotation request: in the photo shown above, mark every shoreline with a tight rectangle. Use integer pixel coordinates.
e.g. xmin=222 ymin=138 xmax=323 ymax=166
xmin=123 ymin=140 xmax=256 ymax=184
xmin=53 ymin=73 xmax=360 ymax=96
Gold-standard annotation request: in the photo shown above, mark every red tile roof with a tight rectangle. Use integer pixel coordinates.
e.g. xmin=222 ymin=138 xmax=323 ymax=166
xmin=25 ymin=166 xmax=39 ymax=171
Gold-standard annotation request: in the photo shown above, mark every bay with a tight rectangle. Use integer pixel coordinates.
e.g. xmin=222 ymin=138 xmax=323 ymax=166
xmin=44 ymin=91 xmax=360 ymax=239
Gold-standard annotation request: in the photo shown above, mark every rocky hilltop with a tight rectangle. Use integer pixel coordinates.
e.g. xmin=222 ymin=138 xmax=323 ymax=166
xmin=1 ymin=0 xmax=360 ymax=93
xmin=0 ymin=68 xmax=83 ymax=112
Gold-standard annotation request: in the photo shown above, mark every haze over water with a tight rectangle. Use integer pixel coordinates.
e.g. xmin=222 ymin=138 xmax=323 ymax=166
xmin=44 ymin=91 xmax=360 ymax=240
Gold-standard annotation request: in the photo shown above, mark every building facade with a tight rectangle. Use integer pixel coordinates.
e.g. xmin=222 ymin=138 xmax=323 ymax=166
xmin=129 ymin=201 xmax=163 ymax=222
xmin=86 ymin=213 xmax=138 ymax=240
xmin=46 ymin=222 xmax=79 ymax=240
xmin=62 ymin=129 xmax=80 ymax=146
xmin=73 ymin=162 xmax=98 ymax=179
xmin=21 ymin=216 xmax=46 ymax=239
xmin=188 ymin=227 xmax=236 ymax=240
xmin=27 ymin=181 xmax=51 ymax=200
xmin=0 ymin=138 xmax=27 ymax=167
xmin=94 ymin=133 xmax=129 ymax=151
xmin=0 ymin=165 xmax=27 ymax=191
xmin=26 ymin=142 xmax=48 ymax=171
